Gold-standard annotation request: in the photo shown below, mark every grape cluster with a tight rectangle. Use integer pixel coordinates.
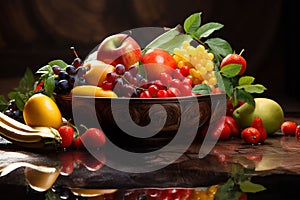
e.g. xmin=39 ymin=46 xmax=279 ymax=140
xmin=102 ymin=63 xmax=193 ymax=98
xmin=53 ymin=58 xmax=86 ymax=94
xmin=3 ymin=99 xmax=24 ymax=123
xmin=173 ymin=41 xmax=217 ymax=89
xmin=102 ymin=64 xmax=147 ymax=97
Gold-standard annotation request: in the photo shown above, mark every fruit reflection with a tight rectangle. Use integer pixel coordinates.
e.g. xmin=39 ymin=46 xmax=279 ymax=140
xmin=24 ymin=167 xmax=60 ymax=192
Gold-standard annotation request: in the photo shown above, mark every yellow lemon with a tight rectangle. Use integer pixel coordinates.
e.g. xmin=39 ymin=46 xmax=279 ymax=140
xmin=23 ymin=93 xmax=63 ymax=129
xmin=83 ymin=60 xmax=115 ymax=87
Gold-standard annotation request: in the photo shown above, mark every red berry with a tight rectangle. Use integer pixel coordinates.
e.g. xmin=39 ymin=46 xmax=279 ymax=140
xmin=72 ymin=136 xmax=84 ymax=149
xmin=167 ymin=87 xmax=181 ymax=97
xmin=140 ymin=90 xmax=152 ymax=98
xmin=81 ymin=128 xmax=106 ymax=149
xmin=220 ymin=51 xmax=247 ymax=76
xmin=58 ymin=125 xmax=74 ymax=148
xmin=148 ymin=84 xmax=159 ymax=96
xmin=180 ymin=66 xmax=190 ymax=77
xmin=295 ymin=125 xmax=300 ymax=141
xmin=160 ymin=72 xmax=172 ymax=85
xmin=157 ymin=90 xmax=169 ymax=98
xmin=224 ymin=116 xmax=240 ymax=137
xmin=281 ymin=121 xmax=297 ymax=136
xmin=241 ymin=127 xmax=261 ymax=145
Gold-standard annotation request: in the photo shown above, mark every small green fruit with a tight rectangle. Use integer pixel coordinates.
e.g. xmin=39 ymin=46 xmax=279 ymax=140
xmin=233 ymin=98 xmax=284 ymax=135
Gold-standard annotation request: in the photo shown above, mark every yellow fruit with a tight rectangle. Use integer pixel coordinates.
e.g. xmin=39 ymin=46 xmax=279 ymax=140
xmin=71 ymin=85 xmax=117 ymax=98
xmin=233 ymin=98 xmax=284 ymax=135
xmin=23 ymin=93 xmax=63 ymax=129
xmin=83 ymin=60 xmax=115 ymax=87
xmin=25 ymin=167 xmax=60 ymax=192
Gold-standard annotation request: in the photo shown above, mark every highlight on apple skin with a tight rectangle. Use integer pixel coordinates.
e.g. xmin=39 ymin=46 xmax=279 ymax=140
xmin=96 ymin=33 xmax=142 ymax=70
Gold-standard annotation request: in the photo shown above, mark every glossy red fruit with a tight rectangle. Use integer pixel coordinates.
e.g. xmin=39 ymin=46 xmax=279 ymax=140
xmin=295 ymin=125 xmax=300 ymax=142
xmin=281 ymin=121 xmax=297 ymax=136
xmin=58 ymin=151 xmax=74 ymax=176
xmin=241 ymin=127 xmax=261 ymax=145
xmin=219 ymin=123 xmax=231 ymax=140
xmin=142 ymin=48 xmax=177 ymax=81
xmin=212 ymin=119 xmax=231 ymax=140
xmin=58 ymin=125 xmax=74 ymax=148
xmin=72 ymin=136 xmax=84 ymax=149
xmin=224 ymin=116 xmax=240 ymax=137
xmin=251 ymin=117 xmax=267 ymax=143
xmin=167 ymin=87 xmax=181 ymax=97
xmin=80 ymin=128 xmax=106 ymax=149
xmin=220 ymin=51 xmax=247 ymax=76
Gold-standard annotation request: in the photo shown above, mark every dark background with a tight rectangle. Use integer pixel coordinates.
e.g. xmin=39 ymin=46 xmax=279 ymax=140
xmin=0 ymin=0 xmax=298 ymax=111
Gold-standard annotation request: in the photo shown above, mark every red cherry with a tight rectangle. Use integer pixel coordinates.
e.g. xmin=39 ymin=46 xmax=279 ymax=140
xmin=179 ymin=66 xmax=190 ymax=77
xmin=241 ymin=127 xmax=261 ymax=145
xmin=157 ymin=90 xmax=169 ymax=98
xmin=167 ymin=87 xmax=181 ymax=97
xmin=220 ymin=50 xmax=247 ymax=76
xmin=81 ymin=128 xmax=106 ymax=149
xmin=281 ymin=121 xmax=297 ymax=136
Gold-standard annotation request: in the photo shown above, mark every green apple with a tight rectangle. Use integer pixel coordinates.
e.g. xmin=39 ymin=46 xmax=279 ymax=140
xmin=233 ymin=98 xmax=284 ymax=135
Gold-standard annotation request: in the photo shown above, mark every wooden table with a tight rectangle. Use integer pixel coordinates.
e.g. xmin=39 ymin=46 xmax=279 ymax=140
xmin=1 ymin=113 xmax=300 ymax=199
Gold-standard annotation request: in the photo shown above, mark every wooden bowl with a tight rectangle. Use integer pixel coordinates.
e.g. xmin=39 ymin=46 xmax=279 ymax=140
xmin=54 ymin=94 xmax=226 ymax=152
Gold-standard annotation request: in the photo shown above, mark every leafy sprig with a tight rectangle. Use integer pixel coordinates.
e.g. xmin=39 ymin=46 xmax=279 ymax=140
xmin=35 ymin=59 xmax=68 ymax=98
xmin=0 ymin=68 xmax=36 ymax=111
xmin=215 ymin=164 xmax=266 ymax=200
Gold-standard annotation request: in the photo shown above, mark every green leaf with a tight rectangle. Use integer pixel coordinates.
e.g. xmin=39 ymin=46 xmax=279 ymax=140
xmin=215 ymin=71 xmax=225 ymax=92
xmin=0 ymin=95 xmax=8 ymax=111
xmin=14 ymin=92 xmax=26 ymax=111
xmin=192 ymin=84 xmax=212 ymax=94
xmin=236 ymin=89 xmax=255 ymax=107
xmin=240 ymin=180 xmax=266 ymax=193
xmin=183 ymin=12 xmax=201 ymax=34
xmin=143 ymin=27 xmax=192 ymax=54
xmin=48 ymin=59 xmax=68 ymax=69
xmin=239 ymin=76 xmax=255 ymax=86
xmin=222 ymin=77 xmax=233 ymax=97
xmin=156 ymin=34 xmax=193 ymax=54
xmin=44 ymin=75 xmax=56 ymax=97
xmin=220 ymin=64 xmax=242 ymax=78
xmin=36 ymin=64 xmax=53 ymax=75
xmin=23 ymin=68 xmax=35 ymax=89
xmin=205 ymin=38 xmax=232 ymax=57
xmin=195 ymin=22 xmax=224 ymax=39
xmin=237 ymin=84 xmax=267 ymax=94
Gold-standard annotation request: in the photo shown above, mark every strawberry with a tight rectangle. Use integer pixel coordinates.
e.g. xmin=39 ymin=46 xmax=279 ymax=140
xmin=80 ymin=128 xmax=106 ymax=149
xmin=251 ymin=117 xmax=267 ymax=143
xmin=58 ymin=125 xmax=74 ymax=148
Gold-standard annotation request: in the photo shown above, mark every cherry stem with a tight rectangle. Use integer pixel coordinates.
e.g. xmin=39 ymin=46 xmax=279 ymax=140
xmin=70 ymin=46 xmax=79 ymax=58
xmin=80 ymin=124 xmax=89 ymax=131
xmin=239 ymin=49 xmax=245 ymax=56
xmin=118 ymin=30 xmax=132 ymax=47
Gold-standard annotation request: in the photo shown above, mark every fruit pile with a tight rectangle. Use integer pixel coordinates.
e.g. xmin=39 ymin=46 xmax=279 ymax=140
xmin=0 ymin=11 xmax=291 ymax=151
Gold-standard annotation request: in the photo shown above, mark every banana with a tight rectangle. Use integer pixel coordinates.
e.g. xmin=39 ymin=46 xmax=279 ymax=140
xmin=0 ymin=112 xmax=38 ymax=133
xmin=0 ymin=115 xmax=62 ymax=149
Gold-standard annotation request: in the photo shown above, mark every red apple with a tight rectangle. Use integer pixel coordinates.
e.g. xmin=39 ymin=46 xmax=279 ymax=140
xmin=142 ymin=48 xmax=177 ymax=81
xmin=220 ymin=50 xmax=247 ymax=76
xmin=97 ymin=33 xmax=142 ymax=70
